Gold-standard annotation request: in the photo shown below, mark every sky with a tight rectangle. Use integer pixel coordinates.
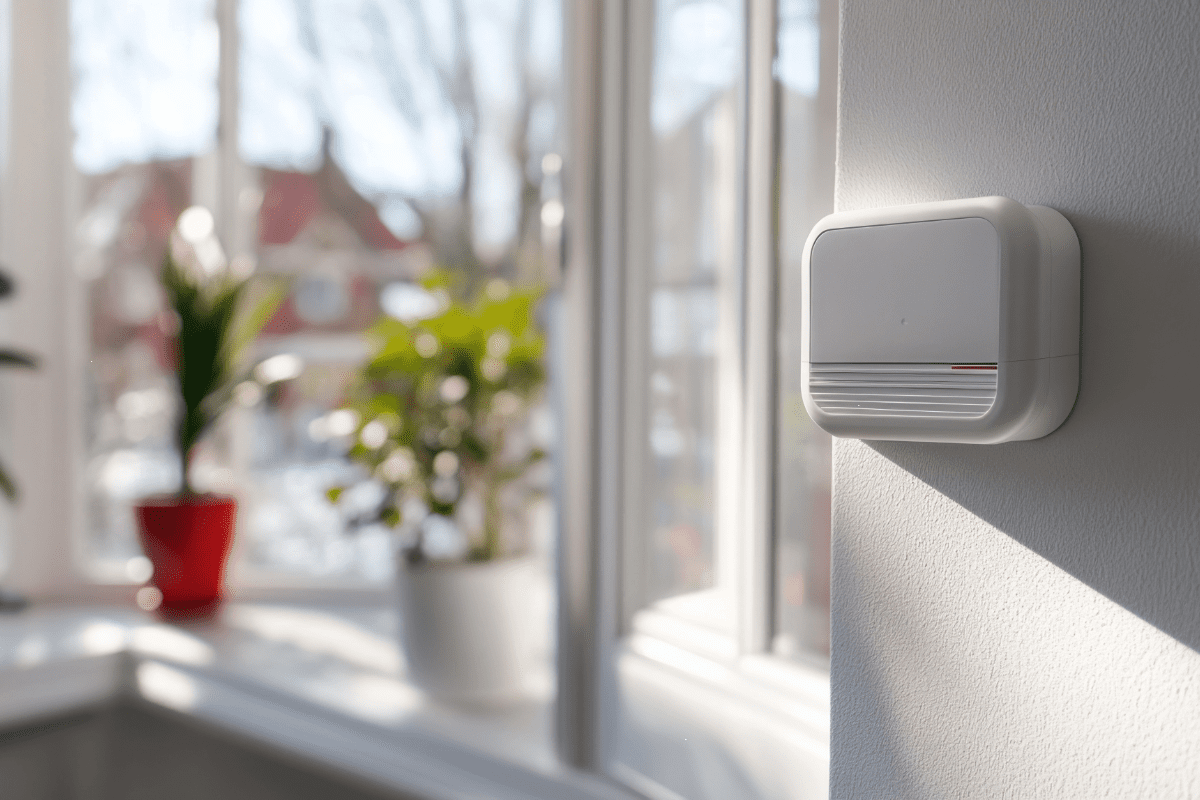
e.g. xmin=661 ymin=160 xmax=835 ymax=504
xmin=69 ymin=0 xmax=813 ymax=245
xmin=71 ymin=0 xmax=562 ymax=248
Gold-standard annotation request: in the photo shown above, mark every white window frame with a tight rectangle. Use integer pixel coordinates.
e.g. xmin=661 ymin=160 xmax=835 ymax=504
xmin=556 ymin=0 xmax=831 ymax=795
xmin=2 ymin=0 xmax=95 ymax=602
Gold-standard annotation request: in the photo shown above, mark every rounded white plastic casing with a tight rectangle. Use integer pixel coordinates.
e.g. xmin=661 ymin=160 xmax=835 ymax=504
xmin=800 ymin=196 xmax=1080 ymax=443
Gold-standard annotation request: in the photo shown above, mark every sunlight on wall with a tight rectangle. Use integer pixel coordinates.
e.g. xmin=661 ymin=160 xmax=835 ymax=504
xmin=835 ymin=440 xmax=1200 ymax=797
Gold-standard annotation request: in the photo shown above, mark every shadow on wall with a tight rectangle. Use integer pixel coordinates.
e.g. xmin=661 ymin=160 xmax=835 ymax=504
xmin=866 ymin=210 xmax=1200 ymax=657
xmin=828 ymin=552 xmax=913 ymax=800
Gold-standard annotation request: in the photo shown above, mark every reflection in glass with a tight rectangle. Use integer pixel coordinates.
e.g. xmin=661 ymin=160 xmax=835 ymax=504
xmin=641 ymin=0 xmax=742 ymax=606
xmin=774 ymin=0 xmax=835 ymax=660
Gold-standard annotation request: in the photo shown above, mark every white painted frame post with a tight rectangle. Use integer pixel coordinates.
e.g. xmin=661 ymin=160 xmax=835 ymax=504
xmin=739 ymin=0 xmax=781 ymax=655
xmin=2 ymin=0 xmax=96 ymax=602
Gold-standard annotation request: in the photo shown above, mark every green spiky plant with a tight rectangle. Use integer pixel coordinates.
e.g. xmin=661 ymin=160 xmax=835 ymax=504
xmin=161 ymin=235 xmax=284 ymax=495
xmin=0 ymin=269 xmax=37 ymax=502
xmin=331 ymin=270 xmax=547 ymax=564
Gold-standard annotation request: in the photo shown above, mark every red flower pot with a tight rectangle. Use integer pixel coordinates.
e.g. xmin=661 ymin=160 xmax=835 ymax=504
xmin=135 ymin=495 xmax=237 ymax=618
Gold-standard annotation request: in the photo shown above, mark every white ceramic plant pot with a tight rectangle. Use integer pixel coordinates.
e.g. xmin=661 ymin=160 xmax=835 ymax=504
xmin=397 ymin=555 xmax=539 ymax=707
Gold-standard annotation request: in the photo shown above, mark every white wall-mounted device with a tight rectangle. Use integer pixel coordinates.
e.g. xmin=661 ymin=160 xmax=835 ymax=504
xmin=801 ymin=196 xmax=1080 ymax=443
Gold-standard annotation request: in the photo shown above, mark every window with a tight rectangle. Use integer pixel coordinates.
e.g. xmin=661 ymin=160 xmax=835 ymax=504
xmin=3 ymin=1 xmax=835 ymax=798
xmin=73 ymin=0 xmax=220 ymax=581
xmin=628 ymin=0 xmax=743 ymax=625
xmin=559 ymin=1 xmax=836 ymax=798
xmin=69 ymin=0 xmax=563 ymax=588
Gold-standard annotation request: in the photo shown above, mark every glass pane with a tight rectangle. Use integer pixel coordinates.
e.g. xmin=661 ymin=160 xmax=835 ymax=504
xmin=71 ymin=0 xmax=218 ymax=173
xmin=73 ymin=0 xmax=565 ymax=588
xmin=72 ymin=0 xmax=219 ymax=576
xmin=773 ymin=0 xmax=836 ymax=661
xmin=638 ymin=0 xmax=743 ymax=608
xmin=234 ymin=0 xmax=564 ymax=582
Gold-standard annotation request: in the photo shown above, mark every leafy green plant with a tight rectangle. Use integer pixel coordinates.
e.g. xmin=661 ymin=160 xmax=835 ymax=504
xmin=332 ymin=270 xmax=548 ymax=563
xmin=0 ymin=269 xmax=37 ymax=501
xmin=161 ymin=225 xmax=284 ymax=495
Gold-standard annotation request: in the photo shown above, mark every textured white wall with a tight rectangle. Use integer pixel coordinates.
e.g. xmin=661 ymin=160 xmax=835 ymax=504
xmin=831 ymin=2 xmax=1200 ymax=798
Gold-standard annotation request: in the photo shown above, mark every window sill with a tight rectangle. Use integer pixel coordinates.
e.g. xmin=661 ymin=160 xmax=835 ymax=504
xmin=0 ymin=603 xmax=631 ymax=800
xmin=622 ymin=632 xmax=830 ymax=749
xmin=615 ymin=605 xmax=830 ymax=800
xmin=630 ymin=597 xmax=831 ymax=730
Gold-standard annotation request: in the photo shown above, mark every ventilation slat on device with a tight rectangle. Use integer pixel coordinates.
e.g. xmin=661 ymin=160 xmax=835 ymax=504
xmin=809 ymin=363 xmax=997 ymax=419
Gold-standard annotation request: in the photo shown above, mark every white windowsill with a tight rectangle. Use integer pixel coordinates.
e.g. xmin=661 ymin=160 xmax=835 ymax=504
xmin=0 ymin=603 xmax=632 ymax=800
xmin=616 ymin=599 xmax=831 ymax=799
xmin=626 ymin=613 xmax=831 ymax=745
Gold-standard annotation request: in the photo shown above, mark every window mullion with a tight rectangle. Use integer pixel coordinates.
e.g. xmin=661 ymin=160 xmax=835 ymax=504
xmin=555 ymin=0 xmax=633 ymax=775
xmin=737 ymin=0 xmax=781 ymax=656
xmin=3 ymin=0 xmax=90 ymax=599
xmin=617 ymin=0 xmax=655 ymax=632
